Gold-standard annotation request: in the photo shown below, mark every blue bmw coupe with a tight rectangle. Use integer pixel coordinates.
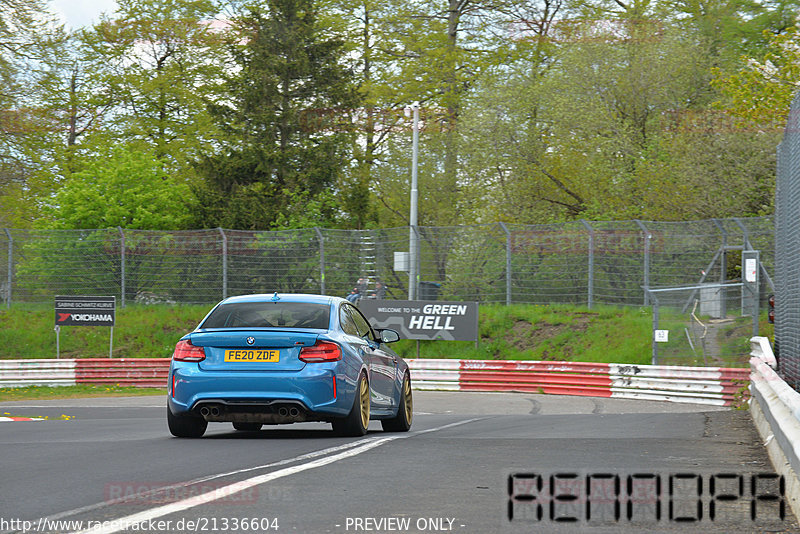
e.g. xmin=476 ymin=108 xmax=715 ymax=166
xmin=167 ymin=293 xmax=412 ymax=438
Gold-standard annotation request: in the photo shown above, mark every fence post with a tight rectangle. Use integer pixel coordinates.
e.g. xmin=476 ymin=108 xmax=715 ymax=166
xmin=713 ymin=219 xmax=728 ymax=317
xmin=4 ymin=229 xmax=11 ymax=309
xmin=733 ymin=217 xmax=751 ymax=250
xmin=117 ymin=227 xmax=125 ymax=308
xmin=743 ymin=249 xmax=761 ymax=337
xmin=734 ymin=217 xmax=775 ymax=292
xmin=580 ymin=220 xmax=594 ymax=309
xmin=498 ymin=222 xmax=512 ymax=305
xmin=216 ymin=228 xmax=228 ymax=300
xmin=736 ymin=218 xmax=763 ymax=331
xmin=635 ymin=220 xmax=650 ymax=306
xmin=314 ymin=227 xmax=325 ymax=295
xmin=408 ymin=226 xmax=420 ymax=300
xmin=650 ymin=291 xmax=660 ymax=365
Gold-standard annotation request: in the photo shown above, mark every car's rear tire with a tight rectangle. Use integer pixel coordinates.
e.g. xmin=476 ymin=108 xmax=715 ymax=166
xmin=232 ymin=422 xmax=262 ymax=432
xmin=332 ymin=373 xmax=370 ymax=437
xmin=167 ymin=407 xmax=207 ymax=438
xmin=381 ymin=373 xmax=412 ymax=432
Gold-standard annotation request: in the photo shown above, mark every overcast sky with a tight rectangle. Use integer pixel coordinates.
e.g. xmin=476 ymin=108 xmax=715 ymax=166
xmin=50 ymin=0 xmax=118 ymax=29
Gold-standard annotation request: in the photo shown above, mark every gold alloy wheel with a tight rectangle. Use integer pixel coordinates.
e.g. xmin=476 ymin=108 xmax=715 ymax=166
xmin=359 ymin=376 xmax=370 ymax=430
xmin=403 ymin=377 xmax=413 ymax=424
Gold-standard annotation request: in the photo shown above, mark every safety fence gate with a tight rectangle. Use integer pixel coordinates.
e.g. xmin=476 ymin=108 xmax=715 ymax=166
xmin=646 ymin=263 xmax=761 ymax=368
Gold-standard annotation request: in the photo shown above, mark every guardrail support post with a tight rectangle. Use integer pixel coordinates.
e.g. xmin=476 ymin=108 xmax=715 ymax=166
xmin=314 ymin=227 xmax=325 ymax=295
xmin=580 ymin=220 xmax=594 ymax=309
xmin=4 ymin=229 xmax=11 ymax=309
xmin=499 ymin=222 xmax=512 ymax=305
xmin=118 ymin=227 xmax=125 ymax=308
xmin=218 ymin=228 xmax=228 ymax=300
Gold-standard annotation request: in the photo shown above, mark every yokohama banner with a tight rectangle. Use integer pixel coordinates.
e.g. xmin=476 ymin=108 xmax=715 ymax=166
xmin=55 ymin=296 xmax=116 ymax=327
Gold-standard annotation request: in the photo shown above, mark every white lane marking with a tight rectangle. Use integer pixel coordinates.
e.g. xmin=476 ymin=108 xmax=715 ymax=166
xmin=72 ymin=438 xmax=396 ymax=534
xmin=22 ymin=437 xmax=379 ymax=528
xmin=69 ymin=419 xmax=481 ymax=534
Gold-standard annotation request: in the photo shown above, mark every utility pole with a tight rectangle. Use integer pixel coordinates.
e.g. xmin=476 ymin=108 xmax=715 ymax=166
xmin=406 ymin=102 xmax=420 ymax=300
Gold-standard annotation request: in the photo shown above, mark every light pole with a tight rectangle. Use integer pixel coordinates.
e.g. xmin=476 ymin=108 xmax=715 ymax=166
xmin=405 ymin=102 xmax=420 ymax=300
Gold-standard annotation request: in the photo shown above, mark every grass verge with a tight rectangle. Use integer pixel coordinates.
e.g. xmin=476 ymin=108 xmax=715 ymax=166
xmin=0 ymin=303 xmax=209 ymax=359
xmin=0 ymin=385 xmax=164 ymax=402
xmin=0 ymin=302 xmax=761 ymax=368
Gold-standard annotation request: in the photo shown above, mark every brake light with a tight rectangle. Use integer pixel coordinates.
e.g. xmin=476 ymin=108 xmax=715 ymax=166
xmin=173 ymin=339 xmax=206 ymax=362
xmin=299 ymin=341 xmax=341 ymax=363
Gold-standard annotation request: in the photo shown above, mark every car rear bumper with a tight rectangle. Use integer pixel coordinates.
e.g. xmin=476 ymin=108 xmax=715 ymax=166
xmin=168 ymin=361 xmax=354 ymax=422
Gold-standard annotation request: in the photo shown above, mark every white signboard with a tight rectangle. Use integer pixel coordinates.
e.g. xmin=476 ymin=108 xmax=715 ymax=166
xmin=745 ymin=258 xmax=758 ymax=283
xmin=394 ymin=252 xmax=409 ymax=272
xmin=654 ymin=330 xmax=669 ymax=343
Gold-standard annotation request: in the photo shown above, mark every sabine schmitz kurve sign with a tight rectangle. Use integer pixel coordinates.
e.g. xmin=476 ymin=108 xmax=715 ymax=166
xmin=55 ymin=295 xmax=116 ymax=327
xmin=358 ymin=299 xmax=479 ymax=341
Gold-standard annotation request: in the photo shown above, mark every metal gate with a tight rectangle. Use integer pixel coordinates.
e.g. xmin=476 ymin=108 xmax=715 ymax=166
xmin=646 ymin=251 xmax=762 ymax=366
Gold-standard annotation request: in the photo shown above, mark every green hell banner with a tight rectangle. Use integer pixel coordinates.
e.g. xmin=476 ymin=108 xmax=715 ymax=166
xmin=358 ymin=300 xmax=478 ymax=341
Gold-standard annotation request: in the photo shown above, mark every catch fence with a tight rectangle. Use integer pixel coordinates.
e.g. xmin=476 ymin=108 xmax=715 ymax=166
xmin=776 ymin=92 xmax=800 ymax=389
xmin=0 ymin=217 xmax=774 ymax=310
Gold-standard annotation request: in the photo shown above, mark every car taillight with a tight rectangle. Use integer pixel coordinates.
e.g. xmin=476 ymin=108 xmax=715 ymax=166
xmin=173 ymin=339 xmax=206 ymax=362
xmin=299 ymin=341 xmax=341 ymax=363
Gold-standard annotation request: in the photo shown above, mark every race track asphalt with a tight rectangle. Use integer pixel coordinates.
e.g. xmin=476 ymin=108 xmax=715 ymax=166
xmin=0 ymin=391 xmax=795 ymax=533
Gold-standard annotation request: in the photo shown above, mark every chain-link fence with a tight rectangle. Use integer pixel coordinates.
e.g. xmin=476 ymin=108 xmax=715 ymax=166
xmin=776 ymin=94 xmax=800 ymax=390
xmin=646 ymin=282 xmax=758 ymax=366
xmin=0 ymin=217 xmax=774 ymax=312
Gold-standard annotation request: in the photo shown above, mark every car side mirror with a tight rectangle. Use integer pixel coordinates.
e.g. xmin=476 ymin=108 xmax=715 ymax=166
xmin=379 ymin=329 xmax=400 ymax=343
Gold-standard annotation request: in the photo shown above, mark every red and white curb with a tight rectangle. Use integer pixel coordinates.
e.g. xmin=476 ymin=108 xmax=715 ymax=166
xmin=0 ymin=358 xmax=168 ymax=388
xmin=0 ymin=416 xmax=45 ymax=422
xmin=1 ymin=357 xmax=751 ymax=406
xmin=407 ymin=359 xmax=750 ymax=406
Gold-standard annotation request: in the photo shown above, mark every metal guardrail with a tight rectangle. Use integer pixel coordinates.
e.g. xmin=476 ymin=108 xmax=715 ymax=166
xmin=749 ymin=336 xmax=800 ymax=520
xmin=0 ymin=359 xmax=77 ymax=387
xmin=408 ymin=359 xmax=749 ymax=406
xmin=0 ymin=359 xmax=169 ymax=388
xmin=0 ymin=358 xmax=749 ymax=407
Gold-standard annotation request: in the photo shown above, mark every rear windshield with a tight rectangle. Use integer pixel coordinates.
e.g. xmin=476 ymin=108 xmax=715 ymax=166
xmin=200 ymin=302 xmax=330 ymax=329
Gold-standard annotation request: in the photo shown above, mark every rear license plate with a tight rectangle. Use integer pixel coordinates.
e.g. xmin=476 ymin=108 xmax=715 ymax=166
xmin=224 ymin=349 xmax=280 ymax=362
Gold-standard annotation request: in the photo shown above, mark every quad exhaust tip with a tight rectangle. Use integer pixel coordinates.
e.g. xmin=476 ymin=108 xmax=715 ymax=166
xmin=199 ymin=405 xmax=221 ymax=418
xmin=198 ymin=403 xmax=303 ymax=421
xmin=277 ymin=406 xmax=300 ymax=418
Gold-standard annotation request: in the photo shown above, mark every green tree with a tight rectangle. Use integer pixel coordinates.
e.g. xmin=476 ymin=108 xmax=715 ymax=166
xmin=460 ymin=14 xmax=752 ymax=222
xmin=0 ymin=0 xmax=65 ymax=226
xmin=80 ymin=0 xmax=226 ymax=166
xmin=2 ymin=33 xmax=117 ymax=227
xmin=49 ymin=144 xmax=192 ymax=229
xmin=360 ymin=0 xmax=518 ymax=229
xmin=194 ymin=0 xmax=362 ymax=230
xmin=712 ymin=24 xmax=800 ymax=128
